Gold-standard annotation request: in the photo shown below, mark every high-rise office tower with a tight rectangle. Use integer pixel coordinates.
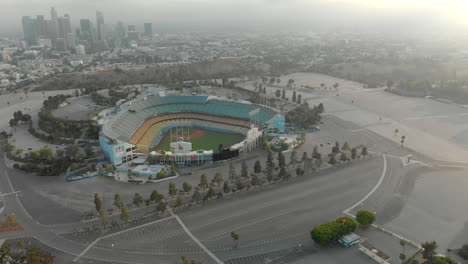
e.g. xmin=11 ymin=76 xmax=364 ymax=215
xmin=58 ymin=14 xmax=72 ymax=39
xmin=144 ymin=23 xmax=153 ymax=36
xmin=96 ymin=11 xmax=105 ymax=40
xmin=80 ymin=19 xmax=94 ymax=43
xmin=50 ymin=7 xmax=59 ymax=38
xmin=36 ymin=15 xmax=46 ymax=37
xmin=22 ymin=16 xmax=39 ymax=46
xmin=115 ymin=21 xmax=126 ymax=48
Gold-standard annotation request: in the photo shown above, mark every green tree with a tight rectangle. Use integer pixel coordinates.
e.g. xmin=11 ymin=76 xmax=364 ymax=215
xmin=18 ymin=240 xmax=25 ymax=247
xmin=241 ymin=161 xmax=248 ymax=178
xmin=207 ymin=186 xmax=216 ymax=199
xmin=231 ymin=232 xmax=240 ymax=248
xmin=310 ymin=221 xmax=340 ymax=246
xmin=150 ymin=190 xmax=164 ymax=203
xmin=192 ymin=190 xmax=202 ymax=202
xmin=342 ymin=142 xmax=351 ymax=152
xmin=113 ymin=193 xmax=121 ymax=209
xmin=278 ymin=152 xmax=286 ymax=168
xmin=340 ymin=152 xmax=347 ymax=162
xmin=168 ymin=182 xmax=178 ymax=197
xmin=120 ymin=205 xmax=130 ymax=223
xmin=400 ymin=253 xmax=407 ymax=263
xmin=335 ymin=216 xmax=359 ymax=235
xmin=251 ymin=174 xmax=260 ymax=186
xmin=297 ymin=94 xmax=302 ymax=104
xmin=400 ymin=239 xmax=407 ymax=253
xmin=223 ymin=181 xmax=230 ymax=193
xmin=157 ymin=201 xmax=167 ymax=212
xmin=356 ymin=209 xmax=376 ymax=226
xmin=275 ymin=89 xmax=281 ymax=97
xmin=133 ymin=192 xmax=143 ymax=207
xmin=282 ymin=89 xmax=286 ymax=99
xmin=351 ymin=148 xmax=357 ymax=159
xmin=301 ymin=151 xmax=308 ymax=162
xmin=278 ymin=166 xmax=287 ymax=179
xmin=401 ymin=135 xmax=406 ymax=147
xmin=94 ymin=193 xmax=102 ymax=212
xmin=266 ymin=166 xmax=274 ymax=182
xmin=254 ymin=160 xmax=262 ymax=174
xmin=266 ymin=151 xmax=275 ymax=168
xmin=98 ymin=209 xmax=108 ymax=229
xmin=329 ymin=154 xmax=337 ymax=165
xmin=175 ymin=196 xmax=184 ymax=208
xmin=199 ymin=174 xmax=208 ymax=190
xmin=312 ymin=147 xmax=321 ymax=160
xmin=292 ymin=90 xmax=297 ymax=102
xmin=296 ymin=167 xmax=304 ymax=177
xmin=332 ymin=141 xmax=340 ymax=154
xmin=290 ymin=150 xmax=298 ymax=165
xmin=214 ymin=172 xmax=223 ymax=187
xmin=229 ymin=163 xmax=237 ymax=181
xmin=361 ymin=146 xmax=368 ymax=156
xmin=183 ymin=182 xmax=193 ymax=193
xmin=421 ymin=241 xmax=438 ymax=262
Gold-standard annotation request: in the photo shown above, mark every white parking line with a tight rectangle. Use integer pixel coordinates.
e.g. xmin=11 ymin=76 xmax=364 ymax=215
xmin=343 ymin=154 xmax=387 ymax=216
xmin=169 ymin=209 xmax=224 ymax=264
xmin=73 ymin=216 xmax=175 ymax=262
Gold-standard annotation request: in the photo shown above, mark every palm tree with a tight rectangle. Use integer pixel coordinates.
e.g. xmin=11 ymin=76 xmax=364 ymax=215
xmin=231 ymin=232 xmax=239 ymax=248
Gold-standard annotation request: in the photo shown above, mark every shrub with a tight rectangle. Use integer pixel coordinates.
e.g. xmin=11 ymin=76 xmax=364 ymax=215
xmin=356 ymin=209 xmax=376 ymax=226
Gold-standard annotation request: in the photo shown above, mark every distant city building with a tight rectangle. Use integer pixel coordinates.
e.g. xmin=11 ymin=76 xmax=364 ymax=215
xmin=80 ymin=19 xmax=94 ymax=43
xmin=75 ymin=44 xmax=86 ymax=55
xmin=92 ymin=40 xmax=107 ymax=53
xmin=55 ymin=38 xmax=66 ymax=52
xmin=127 ymin=25 xmax=136 ymax=32
xmin=57 ymin=14 xmax=72 ymax=39
xmin=127 ymin=31 xmax=140 ymax=41
xmin=50 ymin=7 xmax=59 ymax=39
xmin=115 ymin=21 xmax=126 ymax=48
xmin=22 ymin=16 xmax=39 ymax=46
xmin=66 ymin=32 xmax=75 ymax=49
xmin=144 ymin=23 xmax=153 ymax=36
xmin=36 ymin=15 xmax=47 ymax=37
xmin=96 ymin=11 xmax=105 ymax=41
xmin=38 ymin=38 xmax=52 ymax=48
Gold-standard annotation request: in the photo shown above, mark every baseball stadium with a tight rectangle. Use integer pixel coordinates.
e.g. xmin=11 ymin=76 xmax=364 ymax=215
xmin=100 ymin=94 xmax=285 ymax=166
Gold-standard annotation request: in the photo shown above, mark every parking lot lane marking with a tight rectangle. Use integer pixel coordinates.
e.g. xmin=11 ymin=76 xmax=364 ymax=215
xmin=73 ymin=215 xmax=175 ymax=262
xmin=168 ymin=208 xmax=224 ymax=264
xmin=343 ymin=154 xmax=387 ymax=216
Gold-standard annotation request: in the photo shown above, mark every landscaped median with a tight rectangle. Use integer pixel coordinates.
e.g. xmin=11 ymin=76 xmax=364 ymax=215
xmin=0 ymin=213 xmax=23 ymax=232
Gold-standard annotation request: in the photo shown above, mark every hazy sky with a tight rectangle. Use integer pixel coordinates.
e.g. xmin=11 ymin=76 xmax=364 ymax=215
xmin=2 ymin=0 xmax=468 ymax=36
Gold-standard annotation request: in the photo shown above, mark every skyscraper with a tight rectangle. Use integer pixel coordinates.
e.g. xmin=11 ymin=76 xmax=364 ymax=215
xmin=96 ymin=11 xmax=104 ymax=41
xmin=80 ymin=19 xmax=94 ymax=43
xmin=144 ymin=23 xmax=153 ymax=36
xmin=36 ymin=15 xmax=46 ymax=37
xmin=127 ymin=25 xmax=136 ymax=32
xmin=58 ymin=15 xmax=72 ymax=39
xmin=50 ymin=7 xmax=59 ymax=38
xmin=22 ymin=16 xmax=39 ymax=46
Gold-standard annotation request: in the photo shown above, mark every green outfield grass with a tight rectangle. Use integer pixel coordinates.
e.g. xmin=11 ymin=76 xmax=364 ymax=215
xmin=153 ymin=126 xmax=245 ymax=151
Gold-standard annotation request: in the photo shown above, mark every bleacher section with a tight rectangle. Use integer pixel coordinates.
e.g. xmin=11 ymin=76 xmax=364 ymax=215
xmin=132 ymin=112 xmax=251 ymax=152
xmin=102 ymin=96 xmax=280 ymax=146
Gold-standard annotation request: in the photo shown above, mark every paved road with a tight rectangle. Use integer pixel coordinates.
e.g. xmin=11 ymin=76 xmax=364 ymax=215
xmin=0 ymin=149 xmax=385 ymax=263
